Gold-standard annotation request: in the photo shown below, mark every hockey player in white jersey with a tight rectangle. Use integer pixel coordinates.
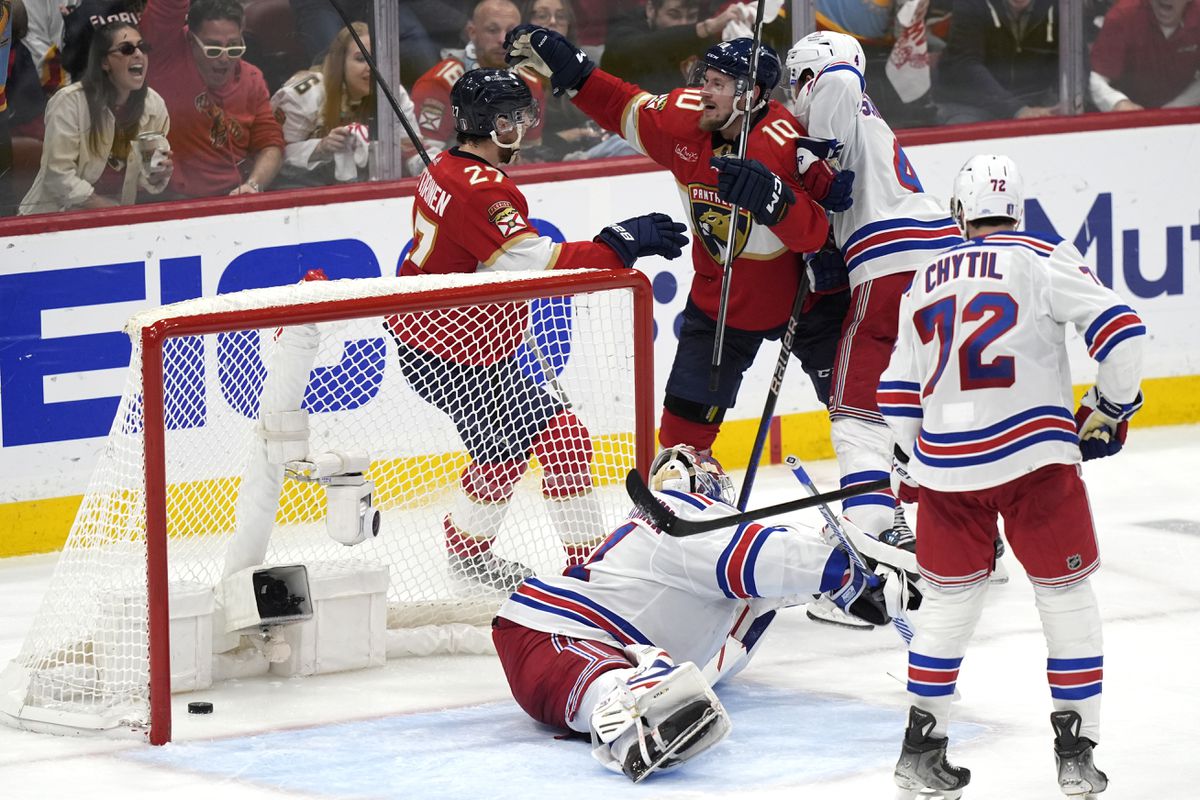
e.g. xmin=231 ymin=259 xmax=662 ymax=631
xmin=784 ymin=32 xmax=962 ymax=610
xmin=492 ymin=445 xmax=918 ymax=782
xmin=878 ymin=155 xmax=1146 ymax=799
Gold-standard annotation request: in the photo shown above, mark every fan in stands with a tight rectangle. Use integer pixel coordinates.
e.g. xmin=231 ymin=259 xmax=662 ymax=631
xmin=492 ymin=445 xmax=920 ymax=781
xmin=386 ymin=67 xmax=688 ymax=593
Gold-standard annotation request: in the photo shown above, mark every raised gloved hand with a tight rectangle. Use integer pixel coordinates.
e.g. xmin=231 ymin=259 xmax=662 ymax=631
xmin=710 ymin=156 xmax=795 ymax=226
xmin=803 ymin=241 xmax=849 ymax=294
xmin=891 ymin=444 xmax=919 ymax=504
xmin=801 ymin=161 xmax=855 ymax=212
xmin=595 ymin=213 xmax=689 ymax=267
xmin=1074 ymin=386 xmax=1143 ymax=461
xmin=504 ymin=24 xmax=594 ymax=95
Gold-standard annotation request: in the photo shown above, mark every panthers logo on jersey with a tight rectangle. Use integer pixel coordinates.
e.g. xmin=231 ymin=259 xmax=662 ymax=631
xmin=689 ymin=183 xmax=752 ymax=263
xmin=488 ymin=201 xmax=528 ymax=237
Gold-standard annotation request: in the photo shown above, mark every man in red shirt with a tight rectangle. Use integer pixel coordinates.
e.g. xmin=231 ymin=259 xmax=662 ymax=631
xmin=141 ymin=0 xmax=284 ymax=197
xmin=411 ymin=0 xmax=546 ymax=157
xmin=508 ymin=27 xmax=854 ymax=454
xmin=389 ymin=68 xmax=688 ymax=592
xmin=1090 ymin=0 xmax=1200 ymax=111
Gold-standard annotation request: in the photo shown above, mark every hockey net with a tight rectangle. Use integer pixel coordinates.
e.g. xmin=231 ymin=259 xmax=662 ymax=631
xmin=0 ymin=269 xmax=654 ymax=743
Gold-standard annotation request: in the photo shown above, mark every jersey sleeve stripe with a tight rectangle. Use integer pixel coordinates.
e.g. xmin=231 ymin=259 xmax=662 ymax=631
xmin=716 ymin=522 xmax=778 ymax=599
xmin=621 ymin=91 xmax=655 ymax=156
xmin=482 ymin=232 xmax=544 ymax=268
xmin=878 ymin=380 xmax=922 ymax=418
xmin=1085 ymin=305 xmax=1146 ymax=360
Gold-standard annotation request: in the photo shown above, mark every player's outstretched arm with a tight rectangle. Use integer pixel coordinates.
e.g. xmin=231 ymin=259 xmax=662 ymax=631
xmin=594 ymin=213 xmax=690 ymax=268
xmin=505 ymin=25 xmax=594 ymax=96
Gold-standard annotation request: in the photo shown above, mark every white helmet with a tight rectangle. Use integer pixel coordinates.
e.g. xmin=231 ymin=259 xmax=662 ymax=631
xmin=649 ymin=445 xmax=735 ymax=505
xmin=950 ymin=154 xmax=1025 ymax=236
xmin=785 ymin=31 xmax=866 ymax=93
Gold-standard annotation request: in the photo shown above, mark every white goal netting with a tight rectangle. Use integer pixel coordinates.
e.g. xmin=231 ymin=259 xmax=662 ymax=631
xmin=0 ymin=270 xmax=652 ymax=741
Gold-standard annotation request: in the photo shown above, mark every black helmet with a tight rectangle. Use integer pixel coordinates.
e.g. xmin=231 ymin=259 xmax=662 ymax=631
xmin=693 ymin=37 xmax=782 ymax=96
xmin=450 ymin=68 xmax=540 ymax=138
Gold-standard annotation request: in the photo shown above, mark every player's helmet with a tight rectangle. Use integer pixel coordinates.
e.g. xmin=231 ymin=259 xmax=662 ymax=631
xmin=450 ymin=68 xmax=540 ymax=142
xmin=691 ymin=37 xmax=782 ymax=97
xmin=785 ymin=31 xmax=866 ymax=93
xmin=649 ymin=445 xmax=736 ymax=505
xmin=950 ymin=154 xmax=1025 ymax=236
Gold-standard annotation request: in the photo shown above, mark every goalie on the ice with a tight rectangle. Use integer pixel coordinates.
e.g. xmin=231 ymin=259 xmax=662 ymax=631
xmin=492 ymin=445 xmax=920 ymax=782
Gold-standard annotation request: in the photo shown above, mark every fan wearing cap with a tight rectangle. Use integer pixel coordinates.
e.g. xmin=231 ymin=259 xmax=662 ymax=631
xmin=505 ymin=26 xmax=854 ymax=460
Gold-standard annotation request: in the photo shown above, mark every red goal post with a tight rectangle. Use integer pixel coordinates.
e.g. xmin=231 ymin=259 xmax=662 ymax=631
xmin=0 ymin=269 xmax=655 ymax=745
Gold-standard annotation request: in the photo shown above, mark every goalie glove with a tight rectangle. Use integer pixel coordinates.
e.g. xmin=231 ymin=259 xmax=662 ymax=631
xmin=821 ymin=548 xmax=890 ymax=627
xmin=504 ymin=24 xmax=594 ymax=96
xmin=1074 ymin=386 xmax=1143 ymax=461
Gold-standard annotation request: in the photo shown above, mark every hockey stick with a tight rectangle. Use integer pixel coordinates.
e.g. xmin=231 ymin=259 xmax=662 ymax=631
xmin=708 ymin=0 xmax=769 ymax=392
xmin=786 ymin=457 xmax=915 ymax=644
xmin=325 ymin=0 xmax=432 ymax=168
xmin=736 ymin=280 xmax=809 ymax=510
xmin=523 ymin=327 xmax=572 ymax=410
xmin=626 ymin=468 xmax=888 ymax=537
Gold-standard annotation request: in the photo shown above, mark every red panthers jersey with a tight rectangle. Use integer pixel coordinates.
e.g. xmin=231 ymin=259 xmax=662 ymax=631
xmin=392 ymin=148 xmax=622 ymax=365
xmin=573 ymin=69 xmax=830 ymax=331
xmin=412 ymin=58 xmax=546 ymax=148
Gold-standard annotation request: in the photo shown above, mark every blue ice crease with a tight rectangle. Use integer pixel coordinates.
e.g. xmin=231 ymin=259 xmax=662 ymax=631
xmin=124 ymin=682 xmax=985 ymax=799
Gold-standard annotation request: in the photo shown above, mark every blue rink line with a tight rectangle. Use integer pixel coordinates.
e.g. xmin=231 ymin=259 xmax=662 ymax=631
xmin=124 ymin=683 xmax=984 ymax=799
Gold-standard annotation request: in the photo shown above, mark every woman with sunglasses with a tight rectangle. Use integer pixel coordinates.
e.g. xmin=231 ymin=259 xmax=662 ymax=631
xmin=20 ymin=21 xmax=172 ymax=214
xmin=270 ymin=21 xmax=427 ymax=186
xmin=140 ymin=0 xmax=284 ymax=198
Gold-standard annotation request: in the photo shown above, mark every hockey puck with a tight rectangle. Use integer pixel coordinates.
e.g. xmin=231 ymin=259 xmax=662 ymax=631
xmin=187 ymin=701 xmax=214 ymax=715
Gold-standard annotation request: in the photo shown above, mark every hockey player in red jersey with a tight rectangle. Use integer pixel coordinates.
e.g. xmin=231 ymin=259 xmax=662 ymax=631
xmin=411 ymin=0 xmax=546 ymax=159
xmin=388 ymin=68 xmax=689 ymax=593
xmin=880 ymin=155 xmax=1145 ymax=799
xmin=493 ymin=445 xmax=917 ymax=782
xmin=505 ymin=27 xmax=855 ymax=454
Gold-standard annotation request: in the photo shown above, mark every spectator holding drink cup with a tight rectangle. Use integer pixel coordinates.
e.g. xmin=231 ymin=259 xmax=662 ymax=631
xmin=20 ymin=21 xmax=172 ymax=214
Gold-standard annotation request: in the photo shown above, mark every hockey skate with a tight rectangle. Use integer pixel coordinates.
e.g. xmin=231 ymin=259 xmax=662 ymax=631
xmin=880 ymin=505 xmax=917 ymax=553
xmin=894 ymin=706 xmax=971 ymax=800
xmin=1051 ymin=710 xmax=1108 ymax=798
xmin=444 ymin=514 xmax=534 ymax=594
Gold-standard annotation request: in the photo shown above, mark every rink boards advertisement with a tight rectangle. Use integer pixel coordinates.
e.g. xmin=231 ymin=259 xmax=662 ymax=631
xmin=0 ymin=119 xmax=1198 ymax=555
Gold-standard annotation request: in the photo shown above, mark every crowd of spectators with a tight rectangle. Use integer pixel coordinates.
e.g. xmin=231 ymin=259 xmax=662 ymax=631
xmin=1 ymin=0 xmax=1198 ymax=217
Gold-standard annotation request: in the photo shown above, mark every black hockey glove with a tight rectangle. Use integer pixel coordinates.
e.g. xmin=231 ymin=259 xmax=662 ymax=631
xmin=803 ymin=242 xmax=849 ymax=295
xmin=710 ymin=156 xmax=795 ymax=226
xmin=595 ymin=213 xmax=689 ymax=268
xmin=504 ymin=24 xmax=594 ymax=95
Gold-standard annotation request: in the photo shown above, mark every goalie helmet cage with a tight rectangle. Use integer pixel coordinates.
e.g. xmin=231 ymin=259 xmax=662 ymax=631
xmin=0 ymin=269 xmax=655 ymax=745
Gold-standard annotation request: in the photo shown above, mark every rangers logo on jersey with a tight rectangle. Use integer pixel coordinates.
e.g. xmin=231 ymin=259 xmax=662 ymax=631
xmin=488 ymin=200 xmax=528 ymax=237
xmin=689 ymin=183 xmax=752 ymax=262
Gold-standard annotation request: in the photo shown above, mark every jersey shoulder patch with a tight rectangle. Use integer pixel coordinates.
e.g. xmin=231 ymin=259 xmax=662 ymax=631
xmin=486 ymin=198 xmax=529 ymax=238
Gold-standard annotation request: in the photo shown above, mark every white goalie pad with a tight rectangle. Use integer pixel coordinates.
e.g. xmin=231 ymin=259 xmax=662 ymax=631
xmin=590 ymin=659 xmax=732 ymax=782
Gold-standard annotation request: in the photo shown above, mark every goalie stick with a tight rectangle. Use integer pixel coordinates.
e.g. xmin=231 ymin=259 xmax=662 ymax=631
xmin=626 ymin=469 xmax=888 ymax=537
xmin=785 ymin=458 xmax=915 ymax=644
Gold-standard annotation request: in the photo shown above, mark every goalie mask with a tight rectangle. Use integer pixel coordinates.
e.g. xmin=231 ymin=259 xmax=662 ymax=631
xmin=950 ymin=154 xmax=1024 ymax=236
xmin=649 ymin=445 xmax=736 ymax=505
xmin=450 ymin=68 xmax=541 ymax=152
xmin=687 ymin=38 xmax=782 ymax=129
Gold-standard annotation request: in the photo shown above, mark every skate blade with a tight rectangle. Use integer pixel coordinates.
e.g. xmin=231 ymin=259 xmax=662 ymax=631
xmin=894 ymin=789 xmax=963 ymax=800
xmin=806 ymin=608 xmax=874 ymax=631
xmin=630 ymin=706 xmax=720 ymax=784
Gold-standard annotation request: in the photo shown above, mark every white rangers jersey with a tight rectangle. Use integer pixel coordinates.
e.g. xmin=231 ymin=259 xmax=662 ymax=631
xmin=270 ymin=71 xmax=428 ymax=177
xmin=496 ymin=489 xmax=840 ymax=670
xmin=877 ymin=232 xmax=1146 ymax=492
xmin=792 ymin=62 xmax=961 ymax=288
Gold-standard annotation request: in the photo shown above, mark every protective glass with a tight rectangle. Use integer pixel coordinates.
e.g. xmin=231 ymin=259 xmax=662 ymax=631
xmin=191 ymin=33 xmax=247 ymax=59
xmin=492 ymin=100 xmax=540 ymax=134
xmin=109 ymin=41 xmax=152 ymax=56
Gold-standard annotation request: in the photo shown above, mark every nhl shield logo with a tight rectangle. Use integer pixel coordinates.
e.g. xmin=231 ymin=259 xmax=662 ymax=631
xmin=689 ymin=183 xmax=752 ymax=263
xmin=1066 ymin=553 xmax=1082 ymax=570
